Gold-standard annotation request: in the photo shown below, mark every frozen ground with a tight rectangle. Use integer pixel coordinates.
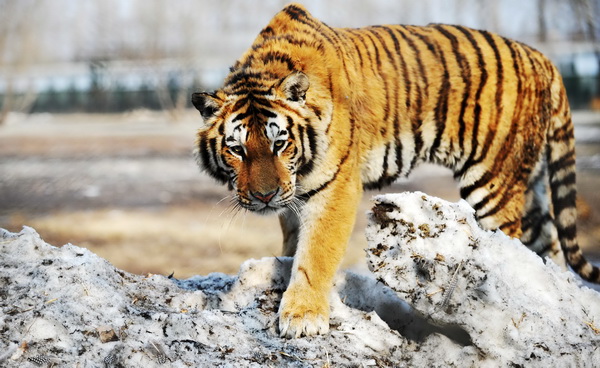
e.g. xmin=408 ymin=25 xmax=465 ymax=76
xmin=1 ymin=193 xmax=599 ymax=367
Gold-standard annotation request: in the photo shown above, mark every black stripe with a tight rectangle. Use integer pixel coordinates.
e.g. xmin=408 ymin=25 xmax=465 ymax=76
xmin=356 ymin=33 xmax=377 ymax=79
xmin=475 ymin=31 xmax=504 ymax=164
xmin=548 ymin=150 xmax=576 ymax=176
xmin=588 ymin=267 xmax=600 ymax=282
xmin=453 ymin=26 xmax=488 ymax=178
xmin=382 ymin=143 xmax=391 ymax=178
xmin=459 ymin=171 xmax=494 ymax=199
xmin=297 ymin=124 xmax=307 ymax=165
xmin=259 ymin=26 xmax=274 ymax=38
xmin=552 ymin=191 xmax=577 ymax=219
xmin=261 ymin=50 xmax=296 ymax=71
xmin=413 ymin=30 xmax=449 ymax=159
xmin=395 ymin=139 xmax=404 ymax=178
xmin=471 ymin=189 xmax=500 ymax=212
xmin=498 ymin=220 xmax=519 ymax=232
xmin=435 ymin=25 xmax=471 ymax=152
xmin=399 ymin=26 xmax=428 ymax=94
xmin=408 ymin=30 xmax=435 ymax=161
xmin=570 ymin=254 xmax=586 ymax=273
xmin=477 ymin=190 xmax=514 ymax=220
xmin=297 ymin=160 xmax=314 ymax=177
xmin=399 ymin=27 xmax=425 ymax=168
xmin=365 ymin=29 xmax=381 ymax=66
xmin=368 ymin=29 xmax=392 ymax=124
xmin=297 ymin=124 xmax=317 ymax=177
xmin=283 ymin=5 xmax=319 ymax=29
xmin=521 ymin=211 xmax=552 ymax=233
xmin=521 ymin=213 xmax=552 ymax=247
xmin=307 ymin=103 xmax=322 ymax=119
xmin=381 ymin=26 xmax=408 ymax=151
xmin=255 ymin=34 xmax=324 ymax=54
xmin=349 ymin=35 xmax=365 ymax=69
xmin=229 ymin=88 xmax=273 ymax=96
xmin=551 ymin=124 xmax=575 ymax=142
xmin=306 ymin=124 xmax=318 ymax=158
xmin=203 ymin=137 xmax=229 ymax=184
xmin=300 ymin=115 xmax=355 ymax=200
xmin=504 ymin=39 xmax=526 ymax=164
xmin=364 ymin=143 xmax=400 ymax=190
xmin=556 ymin=172 xmax=576 ymax=186
xmin=326 ymin=28 xmax=354 ymax=85
xmin=231 ymin=99 xmax=248 ymax=114
xmin=558 ymin=223 xmax=577 ymax=241
xmin=199 ymin=138 xmax=213 ymax=173
xmin=261 ymin=109 xmax=277 ymax=119
xmin=232 ymin=103 xmax=277 ymax=123
xmin=226 ymin=70 xmax=275 ymax=87
xmin=325 ymin=72 xmax=334 ymax=136
xmin=536 ymin=242 xmax=553 ymax=255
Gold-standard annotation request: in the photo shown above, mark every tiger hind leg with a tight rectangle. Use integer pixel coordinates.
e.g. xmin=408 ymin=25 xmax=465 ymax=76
xmin=519 ymin=163 xmax=566 ymax=269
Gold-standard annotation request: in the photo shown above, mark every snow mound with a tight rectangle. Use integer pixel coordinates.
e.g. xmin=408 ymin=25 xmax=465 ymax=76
xmin=366 ymin=192 xmax=600 ymax=367
xmin=1 ymin=192 xmax=599 ymax=367
xmin=0 ymin=227 xmax=405 ymax=367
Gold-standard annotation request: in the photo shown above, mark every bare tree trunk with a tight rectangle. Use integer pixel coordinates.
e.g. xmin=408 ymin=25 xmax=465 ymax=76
xmin=570 ymin=0 xmax=600 ymax=108
xmin=0 ymin=0 xmax=43 ymax=125
xmin=538 ymin=0 xmax=548 ymax=43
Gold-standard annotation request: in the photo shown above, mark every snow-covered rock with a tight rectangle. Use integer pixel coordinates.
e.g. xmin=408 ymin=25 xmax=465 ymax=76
xmin=366 ymin=192 xmax=600 ymax=367
xmin=1 ymin=192 xmax=599 ymax=367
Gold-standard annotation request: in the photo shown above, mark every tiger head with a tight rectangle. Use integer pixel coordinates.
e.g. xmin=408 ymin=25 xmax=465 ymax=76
xmin=192 ymin=71 xmax=321 ymax=215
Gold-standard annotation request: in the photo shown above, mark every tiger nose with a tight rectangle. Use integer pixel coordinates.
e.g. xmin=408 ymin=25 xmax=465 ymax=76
xmin=251 ymin=189 xmax=279 ymax=203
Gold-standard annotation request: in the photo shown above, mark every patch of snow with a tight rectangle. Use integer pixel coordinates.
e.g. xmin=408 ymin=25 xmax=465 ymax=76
xmin=1 ymin=191 xmax=599 ymax=367
xmin=366 ymin=192 xmax=600 ymax=366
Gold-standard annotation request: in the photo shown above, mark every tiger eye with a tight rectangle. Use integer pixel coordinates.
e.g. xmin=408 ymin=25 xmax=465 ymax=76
xmin=230 ymin=146 xmax=244 ymax=155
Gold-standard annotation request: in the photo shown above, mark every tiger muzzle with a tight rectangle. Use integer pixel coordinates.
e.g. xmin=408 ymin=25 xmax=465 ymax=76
xmin=251 ymin=188 xmax=280 ymax=204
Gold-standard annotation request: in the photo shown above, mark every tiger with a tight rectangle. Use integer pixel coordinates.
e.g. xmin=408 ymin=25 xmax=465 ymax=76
xmin=192 ymin=3 xmax=600 ymax=338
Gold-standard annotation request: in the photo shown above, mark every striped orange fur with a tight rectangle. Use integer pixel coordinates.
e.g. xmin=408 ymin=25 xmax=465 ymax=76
xmin=192 ymin=3 xmax=599 ymax=338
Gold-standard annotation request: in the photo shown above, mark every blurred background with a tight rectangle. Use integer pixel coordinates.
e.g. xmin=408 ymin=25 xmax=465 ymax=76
xmin=1 ymin=0 xmax=599 ymax=278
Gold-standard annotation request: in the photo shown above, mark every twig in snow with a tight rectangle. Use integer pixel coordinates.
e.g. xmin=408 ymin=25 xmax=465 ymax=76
xmin=426 ymin=288 xmax=444 ymax=298
xmin=512 ymin=313 xmax=526 ymax=328
xmin=585 ymin=321 xmax=600 ymax=335
xmin=322 ymin=347 xmax=331 ymax=368
xmin=279 ymin=351 xmax=305 ymax=362
xmin=438 ymin=261 xmax=463 ymax=312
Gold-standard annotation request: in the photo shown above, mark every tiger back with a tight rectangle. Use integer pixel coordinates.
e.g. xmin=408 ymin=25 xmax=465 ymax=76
xmin=192 ymin=3 xmax=599 ymax=338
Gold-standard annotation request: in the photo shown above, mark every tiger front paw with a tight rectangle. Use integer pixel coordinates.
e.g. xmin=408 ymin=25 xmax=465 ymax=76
xmin=278 ymin=286 xmax=329 ymax=338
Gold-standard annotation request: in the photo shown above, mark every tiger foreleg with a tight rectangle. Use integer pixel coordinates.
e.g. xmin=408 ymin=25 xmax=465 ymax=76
xmin=278 ymin=172 xmax=362 ymax=338
xmin=279 ymin=209 xmax=301 ymax=257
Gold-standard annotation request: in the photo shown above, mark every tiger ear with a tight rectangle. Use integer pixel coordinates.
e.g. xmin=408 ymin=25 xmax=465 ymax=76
xmin=280 ymin=72 xmax=310 ymax=103
xmin=191 ymin=92 xmax=223 ymax=121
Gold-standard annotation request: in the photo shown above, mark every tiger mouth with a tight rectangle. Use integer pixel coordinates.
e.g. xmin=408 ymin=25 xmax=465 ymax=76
xmin=237 ymin=192 xmax=296 ymax=214
xmin=239 ymin=200 xmax=287 ymax=214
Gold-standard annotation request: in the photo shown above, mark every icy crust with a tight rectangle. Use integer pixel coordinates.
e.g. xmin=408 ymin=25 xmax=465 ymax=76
xmin=366 ymin=192 xmax=600 ymax=367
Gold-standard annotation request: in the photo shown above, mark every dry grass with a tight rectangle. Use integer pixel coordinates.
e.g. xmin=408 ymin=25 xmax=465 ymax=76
xmin=14 ymin=201 xmax=373 ymax=278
